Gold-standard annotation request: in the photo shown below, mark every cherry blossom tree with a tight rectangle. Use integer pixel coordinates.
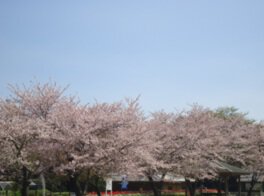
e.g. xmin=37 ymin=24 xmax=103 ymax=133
xmin=233 ymin=122 xmax=264 ymax=196
xmin=133 ymin=105 xmax=256 ymax=196
xmin=49 ymin=98 xmax=145 ymax=196
xmin=0 ymin=82 xmax=69 ymax=196
xmin=169 ymin=106 xmax=223 ymax=196
xmin=128 ymin=111 xmax=173 ymax=196
xmin=130 ymin=106 xmax=218 ymax=196
xmin=179 ymin=107 xmax=259 ymax=196
xmin=0 ymin=82 xmax=145 ymax=196
xmin=0 ymin=81 xmax=262 ymax=196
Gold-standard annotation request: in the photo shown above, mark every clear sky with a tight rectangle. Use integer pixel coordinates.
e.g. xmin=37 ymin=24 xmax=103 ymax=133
xmin=0 ymin=1 xmax=264 ymax=121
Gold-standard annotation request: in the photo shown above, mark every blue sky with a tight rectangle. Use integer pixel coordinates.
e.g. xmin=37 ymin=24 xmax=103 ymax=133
xmin=0 ymin=1 xmax=264 ymax=120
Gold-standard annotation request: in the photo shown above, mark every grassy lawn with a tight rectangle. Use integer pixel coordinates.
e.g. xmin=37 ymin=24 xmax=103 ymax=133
xmin=0 ymin=190 xmax=70 ymax=196
xmin=0 ymin=190 xmax=219 ymax=196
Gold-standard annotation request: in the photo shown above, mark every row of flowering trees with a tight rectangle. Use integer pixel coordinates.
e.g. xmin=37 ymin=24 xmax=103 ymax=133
xmin=0 ymin=82 xmax=263 ymax=196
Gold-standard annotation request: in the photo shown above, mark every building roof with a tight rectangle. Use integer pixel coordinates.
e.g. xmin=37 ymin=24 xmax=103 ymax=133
xmin=110 ymin=162 xmax=250 ymax=182
xmin=216 ymin=162 xmax=250 ymax=176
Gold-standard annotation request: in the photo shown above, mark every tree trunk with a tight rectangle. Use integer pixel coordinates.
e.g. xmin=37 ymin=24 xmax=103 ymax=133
xmin=224 ymin=176 xmax=228 ymax=196
xmin=81 ymin=182 xmax=88 ymax=196
xmin=69 ymin=175 xmax=81 ymax=196
xmin=238 ymin=176 xmax=241 ymax=196
xmin=185 ymin=184 xmax=188 ymax=196
xmin=40 ymin=173 xmax=46 ymax=196
xmin=21 ymin=166 xmax=30 ymax=196
xmin=186 ymin=179 xmax=196 ymax=196
xmin=88 ymin=176 xmax=102 ymax=196
xmin=247 ymin=185 xmax=255 ymax=196
xmin=247 ymin=174 xmax=258 ymax=196
xmin=217 ymin=178 xmax=222 ymax=196
xmin=95 ymin=186 xmax=101 ymax=196
xmin=159 ymin=174 xmax=165 ymax=195
xmin=148 ymin=176 xmax=160 ymax=196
